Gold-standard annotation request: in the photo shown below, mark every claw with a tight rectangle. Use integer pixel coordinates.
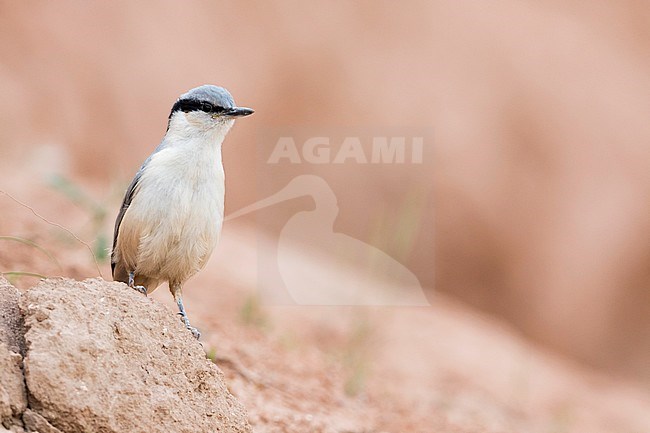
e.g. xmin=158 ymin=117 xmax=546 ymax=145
xmin=188 ymin=326 xmax=201 ymax=340
xmin=127 ymin=272 xmax=147 ymax=295
xmin=178 ymin=314 xmax=201 ymax=340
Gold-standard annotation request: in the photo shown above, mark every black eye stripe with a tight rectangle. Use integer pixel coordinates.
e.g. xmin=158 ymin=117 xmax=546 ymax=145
xmin=169 ymin=99 xmax=227 ymax=118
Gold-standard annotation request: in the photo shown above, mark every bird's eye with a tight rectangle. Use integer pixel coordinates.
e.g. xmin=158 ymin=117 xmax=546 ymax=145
xmin=168 ymin=99 xmax=227 ymax=119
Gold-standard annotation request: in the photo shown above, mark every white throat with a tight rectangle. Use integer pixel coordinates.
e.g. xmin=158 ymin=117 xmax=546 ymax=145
xmin=165 ymin=113 xmax=235 ymax=150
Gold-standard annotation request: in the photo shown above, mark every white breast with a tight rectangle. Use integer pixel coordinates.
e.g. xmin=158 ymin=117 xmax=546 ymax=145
xmin=124 ymin=140 xmax=225 ymax=284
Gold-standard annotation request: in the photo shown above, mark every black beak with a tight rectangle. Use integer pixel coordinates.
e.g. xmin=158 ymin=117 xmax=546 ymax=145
xmin=224 ymin=107 xmax=254 ymax=118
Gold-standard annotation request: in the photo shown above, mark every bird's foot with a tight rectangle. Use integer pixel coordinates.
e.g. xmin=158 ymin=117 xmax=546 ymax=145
xmin=177 ymin=312 xmax=201 ymax=340
xmin=130 ymin=284 xmax=148 ymax=296
xmin=188 ymin=326 xmax=201 ymax=340
xmin=127 ymin=272 xmax=147 ymax=296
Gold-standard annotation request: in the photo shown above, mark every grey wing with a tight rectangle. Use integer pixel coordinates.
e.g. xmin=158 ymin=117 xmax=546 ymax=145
xmin=111 ymin=162 xmax=148 ymax=275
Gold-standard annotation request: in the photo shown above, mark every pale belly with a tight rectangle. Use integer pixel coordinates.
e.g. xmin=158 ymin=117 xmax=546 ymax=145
xmin=117 ymin=152 xmax=225 ymax=285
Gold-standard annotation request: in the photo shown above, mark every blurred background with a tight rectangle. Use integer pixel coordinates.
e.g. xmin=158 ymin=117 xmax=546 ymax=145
xmin=1 ymin=0 xmax=649 ymax=391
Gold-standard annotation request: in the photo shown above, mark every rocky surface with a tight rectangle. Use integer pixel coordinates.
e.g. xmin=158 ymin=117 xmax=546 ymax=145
xmin=0 ymin=278 xmax=24 ymax=356
xmin=0 ymin=277 xmax=27 ymax=433
xmin=0 ymin=276 xmax=251 ymax=433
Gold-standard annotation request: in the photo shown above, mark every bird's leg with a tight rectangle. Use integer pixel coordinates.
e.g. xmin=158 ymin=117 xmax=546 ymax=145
xmin=171 ymin=283 xmax=201 ymax=340
xmin=127 ymin=271 xmax=148 ymax=295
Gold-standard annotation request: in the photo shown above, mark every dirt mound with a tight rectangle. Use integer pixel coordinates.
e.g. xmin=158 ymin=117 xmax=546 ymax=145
xmin=0 ymin=276 xmax=251 ymax=433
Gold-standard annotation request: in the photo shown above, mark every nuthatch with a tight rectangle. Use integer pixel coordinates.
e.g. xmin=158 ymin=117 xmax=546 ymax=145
xmin=111 ymin=85 xmax=253 ymax=339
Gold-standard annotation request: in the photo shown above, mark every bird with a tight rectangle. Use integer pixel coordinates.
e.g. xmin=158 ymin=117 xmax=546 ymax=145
xmin=111 ymin=85 xmax=253 ymax=339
